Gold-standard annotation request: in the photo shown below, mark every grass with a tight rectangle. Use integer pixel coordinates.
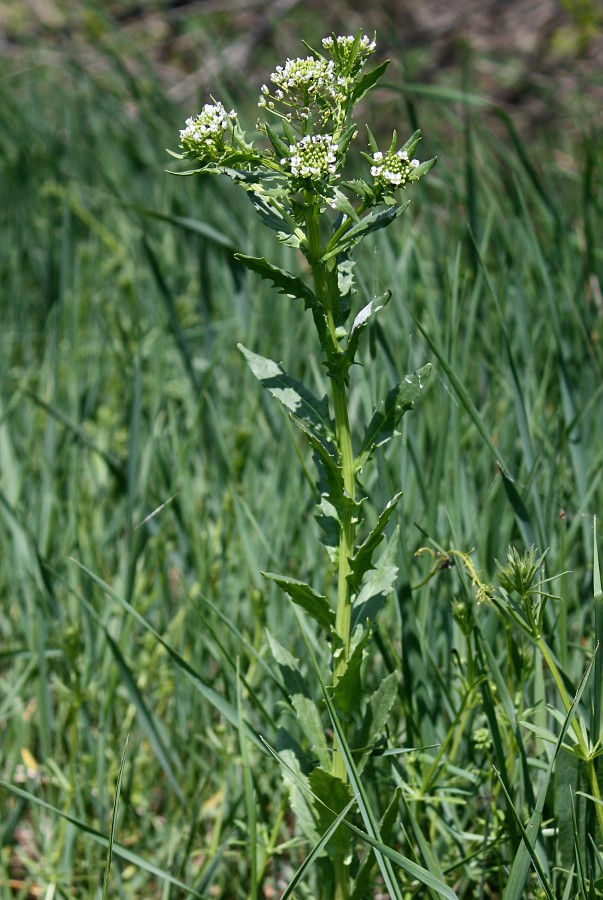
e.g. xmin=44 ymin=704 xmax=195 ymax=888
xmin=1 ymin=20 xmax=603 ymax=899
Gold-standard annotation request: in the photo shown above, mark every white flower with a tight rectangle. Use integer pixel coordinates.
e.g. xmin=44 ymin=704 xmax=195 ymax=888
xmin=179 ymin=101 xmax=238 ymax=159
xmin=370 ymin=145 xmax=421 ymax=190
xmin=270 ymin=56 xmax=335 ymax=96
xmin=281 ymin=134 xmax=339 ymax=180
xmin=323 ymin=34 xmax=376 ymax=53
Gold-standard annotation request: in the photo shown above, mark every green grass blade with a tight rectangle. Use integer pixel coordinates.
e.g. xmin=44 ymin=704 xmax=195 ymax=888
xmin=0 ymin=780 xmax=210 ymax=899
xmin=71 ymin=558 xmax=267 ymax=753
xmin=502 ymin=652 xmax=596 ymax=899
xmin=102 ymin=734 xmax=129 ymax=900
xmin=237 ymin=660 xmax=258 ymax=900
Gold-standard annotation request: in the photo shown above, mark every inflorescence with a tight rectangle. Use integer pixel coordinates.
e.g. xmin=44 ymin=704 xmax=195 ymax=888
xmin=179 ymin=101 xmax=237 ymax=159
xmin=176 ymin=33 xmax=433 ymax=198
xmin=281 ymin=134 xmax=339 ymax=181
xmin=370 ymin=148 xmax=420 ymax=190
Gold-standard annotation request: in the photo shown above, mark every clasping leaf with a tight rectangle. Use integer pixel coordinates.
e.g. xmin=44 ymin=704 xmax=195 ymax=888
xmin=263 ymin=572 xmax=335 ymax=631
xmin=356 ymin=363 xmax=432 ymax=473
xmin=238 ymin=344 xmax=335 ymax=447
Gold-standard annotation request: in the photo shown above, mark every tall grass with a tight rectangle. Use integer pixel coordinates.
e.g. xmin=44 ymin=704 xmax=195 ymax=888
xmin=1 ymin=31 xmax=602 ymax=899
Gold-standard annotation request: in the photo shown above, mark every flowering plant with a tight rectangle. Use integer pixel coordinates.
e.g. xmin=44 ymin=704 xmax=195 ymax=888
xmin=170 ymin=32 xmax=439 ymax=900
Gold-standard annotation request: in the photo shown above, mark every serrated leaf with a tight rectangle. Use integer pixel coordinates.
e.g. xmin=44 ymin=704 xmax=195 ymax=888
xmin=228 ymin=172 xmax=301 ymax=247
xmin=409 ymin=156 xmax=437 ymax=181
xmin=399 ymin=129 xmax=422 ymax=155
xmin=238 ymin=344 xmax=334 ymax=445
xmin=278 ymin=748 xmax=320 ymax=845
xmin=300 ymin=423 xmax=363 ymax=568
xmin=332 ymin=624 xmax=372 ymax=717
xmin=309 ymin=767 xmax=355 ymax=856
xmin=352 ymin=528 xmax=400 ymax=628
xmin=344 ymin=292 xmax=391 ymax=367
xmin=234 ymin=254 xmax=317 ymax=307
xmin=263 ymin=572 xmax=335 ymax=630
xmin=245 ymin=192 xmax=300 ymax=247
xmin=264 ymin=123 xmax=290 ymax=160
xmin=356 ymin=671 xmax=399 ymax=772
xmin=357 ymin=364 xmax=432 ymax=472
xmin=351 ymin=60 xmax=390 ymax=105
xmin=323 ymin=201 xmax=410 ymax=261
xmin=315 ymin=496 xmax=341 ymax=567
xmin=337 ymin=256 xmax=357 ymax=299
xmin=266 ymin=630 xmax=309 ymax=699
xmin=347 ymin=492 xmax=402 ymax=593
xmin=331 ymin=188 xmax=360 ymax=223
xmin=291 ymin=695 xmax=331 ymax=770
xmin=342 ymin=179 xmax=376 ymax=202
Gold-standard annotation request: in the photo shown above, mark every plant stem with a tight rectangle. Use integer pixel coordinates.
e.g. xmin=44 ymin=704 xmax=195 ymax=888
xmin=305 ymin=197 xmax=357 ymax=788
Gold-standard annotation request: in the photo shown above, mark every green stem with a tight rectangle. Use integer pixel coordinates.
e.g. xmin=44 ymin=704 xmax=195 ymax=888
xmin=305 ymin=196 xmax=356 ymax=789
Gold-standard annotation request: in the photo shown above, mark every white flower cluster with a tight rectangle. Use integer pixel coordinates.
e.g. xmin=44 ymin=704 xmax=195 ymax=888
xmin=281 ymin=134 xmax=338 ymax=180
xmin=370 ymin=148 xmax=420 ymax=189
xmin=322 ymin=34 xmax=376 ymax=53
xmin=179 ymin=101 xmax=237 ymax=158
xmin=258 ymin=56 xmax=340 ymax=116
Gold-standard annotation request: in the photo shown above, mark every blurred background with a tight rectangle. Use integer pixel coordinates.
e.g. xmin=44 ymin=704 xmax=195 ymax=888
xmin=2 ymin=0 xmax=602 ymax=129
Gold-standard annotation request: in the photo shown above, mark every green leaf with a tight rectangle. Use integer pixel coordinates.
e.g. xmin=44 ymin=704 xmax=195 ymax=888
xmin=265 ymin=629 xmax=309 ymax=699
xmin=278 ymin=748 xmax=320 ymax=845
xmin=347 ymin=492 xmax=402 ymax=592
xmin=262 ymin=572 xmax=335 ymax=630
xmin=357 ymin=364 xmax=432 ymax=472
xmin=263 ymin=726 xmax=457 ymax=899
xmin=351 ymin=60 xmax=390 ymax=105
xmin=102 ymin=736 xmax=129 ymax=900
xmin=557 ymin=751 xmax=585 ymax=873
xmin=337 ymin=256 xmax=357 ymax=300
xmin=332 ymin=624 xmax=372 ymax=717
xmin=342 ymin=178 xmax=376 ymax=202
xmin=228 ymin=170 xmax=301 ymax=247
xmin=344 ymin=292 xmax=391 ymax=368
xmin=331 ymin=188 xmax=360 ymax=223
xmin=264 ymin=122 xmax=290 ymax=160
xmin=234 ymin=254 xmax=317 ymax=307
xmin=352 ymin=528 xmax=400 ymax=628
xmin=323 ymin=201 xmax=411 ymax=261
xmin=309 ymin=767 xmax=355 ymax=856
xmin=301 ymin=423 xmax=363 ymax=566
xmin=291 ymin=695 xmax=331 ymax=770
xmin=399 ymin=128 xmax=422 ymax=155
xmin=409 ymin=156 xmax=437 ymax=181
xmin=356 ymin=671 xmax=399 ymax=771
xmin=238 ymin=344 xmax=335 ymax=446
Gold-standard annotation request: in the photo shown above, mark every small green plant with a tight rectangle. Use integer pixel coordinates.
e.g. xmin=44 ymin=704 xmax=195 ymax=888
xmin=170 ymin=31 xmax=437 ymax=899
